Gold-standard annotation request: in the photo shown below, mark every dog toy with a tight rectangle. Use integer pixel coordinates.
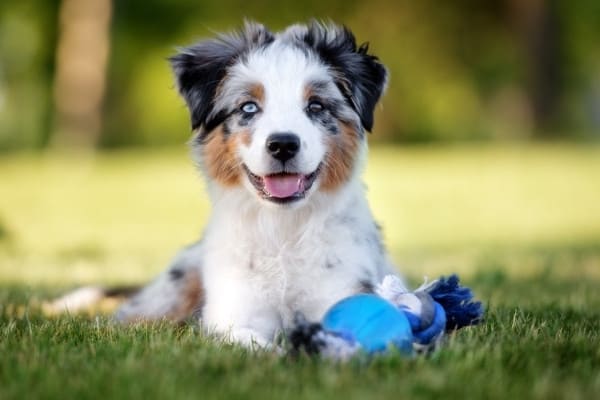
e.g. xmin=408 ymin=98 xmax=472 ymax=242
xmin=289 ymin=274 xmax=483 ymax=360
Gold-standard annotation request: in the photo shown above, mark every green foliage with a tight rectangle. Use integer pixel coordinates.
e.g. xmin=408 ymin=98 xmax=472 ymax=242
xmin=1 ymin=0 xmax=600 ymax=150
xmin=0 ymin=0 xmax=59 ymax=150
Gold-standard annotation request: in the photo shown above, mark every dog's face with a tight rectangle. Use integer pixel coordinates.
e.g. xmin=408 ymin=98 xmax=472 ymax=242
xmin=171 ymin=21 xmax=387 ymax=206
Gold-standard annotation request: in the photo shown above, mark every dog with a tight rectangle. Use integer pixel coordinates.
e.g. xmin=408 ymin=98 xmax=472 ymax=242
xmin=114 ymin=20 xmax=406 ymax=347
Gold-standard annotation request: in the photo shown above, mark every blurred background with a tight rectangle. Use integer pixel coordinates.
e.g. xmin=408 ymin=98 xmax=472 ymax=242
xmin=1 ymin=0 xmax=599 ymax=291
xmin=2 ymin=0 xmax=600 ymax=150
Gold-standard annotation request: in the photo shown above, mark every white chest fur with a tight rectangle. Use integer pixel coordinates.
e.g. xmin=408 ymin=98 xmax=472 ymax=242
xmin=199 ymin=181 xmax=394 ymax=345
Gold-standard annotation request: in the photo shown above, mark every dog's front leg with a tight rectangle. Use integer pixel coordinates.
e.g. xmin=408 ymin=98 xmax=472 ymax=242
xmin=227 ymin=328 xmax=273 ymax=349
xmin=201 ymin=266 xmax=281 ymax=348
xmin=203 ymin=298 xmax=281 ymax=348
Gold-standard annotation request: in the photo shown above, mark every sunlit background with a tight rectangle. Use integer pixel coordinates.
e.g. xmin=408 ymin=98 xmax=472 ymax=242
xmin=1 ymin=0 xmax=599 ymax=289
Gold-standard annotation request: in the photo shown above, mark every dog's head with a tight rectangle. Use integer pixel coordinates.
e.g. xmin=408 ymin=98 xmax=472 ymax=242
xmin=171 ymin=21 xmax=387 ymax=206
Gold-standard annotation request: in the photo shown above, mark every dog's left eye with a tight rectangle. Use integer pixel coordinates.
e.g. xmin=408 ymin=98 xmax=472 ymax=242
xmin=241 ymin=101 xmax=259 ymax=114
xmin=307 ymin=101 xmax=325 ymax=114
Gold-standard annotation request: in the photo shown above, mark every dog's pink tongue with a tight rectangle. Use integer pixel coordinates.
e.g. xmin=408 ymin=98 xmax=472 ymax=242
xmin=264 ymin=174 xmax=303 ymax=198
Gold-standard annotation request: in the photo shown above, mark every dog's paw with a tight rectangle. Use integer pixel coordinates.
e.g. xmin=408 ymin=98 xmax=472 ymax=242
xmin=229 ymin=327 xmax=274 ymax=350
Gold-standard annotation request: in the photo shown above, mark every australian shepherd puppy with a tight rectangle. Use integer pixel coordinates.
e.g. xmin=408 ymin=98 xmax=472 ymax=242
xmin=115 ymin=21 xmax=405 ymax=347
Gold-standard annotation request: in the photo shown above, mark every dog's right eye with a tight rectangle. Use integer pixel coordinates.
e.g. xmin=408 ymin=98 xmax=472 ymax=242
xmin=241 ymin=102 xmax=259 ymax=114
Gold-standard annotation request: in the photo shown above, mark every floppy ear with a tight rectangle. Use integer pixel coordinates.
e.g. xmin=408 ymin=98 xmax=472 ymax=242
xmin=170 ymin=22 xmax=274 ymax=136
xmin=302 ymin=21 xmax=388 ymax=132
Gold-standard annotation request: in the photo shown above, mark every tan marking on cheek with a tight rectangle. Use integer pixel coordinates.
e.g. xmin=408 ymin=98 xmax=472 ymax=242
xmin=202 ymin=125 xmax=242 ymax=186
xmin=320 ymin=122 xmax=361 ymax=192
xmin=239 ymin=129 xmax=252 ymax=147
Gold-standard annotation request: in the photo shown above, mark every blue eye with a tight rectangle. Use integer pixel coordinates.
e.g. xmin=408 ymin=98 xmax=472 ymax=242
xmin=241 ymin=101 xmax=259 ymax=114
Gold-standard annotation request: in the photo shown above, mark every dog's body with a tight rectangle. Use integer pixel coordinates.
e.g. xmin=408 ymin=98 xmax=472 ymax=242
xmin=116 ymin=21 xmax=405 ymax=347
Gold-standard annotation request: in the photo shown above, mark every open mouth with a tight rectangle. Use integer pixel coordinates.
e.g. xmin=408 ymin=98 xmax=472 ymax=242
xmin=243 ymin=165 xmax=321 ymax=204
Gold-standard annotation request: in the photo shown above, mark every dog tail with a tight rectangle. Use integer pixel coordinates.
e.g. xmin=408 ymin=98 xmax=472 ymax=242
xmin=42 ymin=285 xmax=140 ymax=316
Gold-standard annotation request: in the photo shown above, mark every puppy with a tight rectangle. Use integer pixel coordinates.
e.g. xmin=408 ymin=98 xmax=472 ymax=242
xmin=116 ymin=21 xmax=405 ymax=347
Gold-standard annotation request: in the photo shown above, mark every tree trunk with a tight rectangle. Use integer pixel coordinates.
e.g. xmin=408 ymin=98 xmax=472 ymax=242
xmin=508 ymin=0 xmax=562 ymax=135
xmin=51 ymin=0 xmax=112 ymax=149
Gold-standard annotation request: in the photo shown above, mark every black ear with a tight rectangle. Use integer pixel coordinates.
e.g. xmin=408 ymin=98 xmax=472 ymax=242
xmin=302 ymin=21 xmax=388 ymax=132
xmin=170 ymin=22 xmax=274 ymax=134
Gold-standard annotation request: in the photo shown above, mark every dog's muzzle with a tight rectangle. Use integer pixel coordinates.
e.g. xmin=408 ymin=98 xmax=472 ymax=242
xmin=243 ymin=164 xmax=321 ymax=204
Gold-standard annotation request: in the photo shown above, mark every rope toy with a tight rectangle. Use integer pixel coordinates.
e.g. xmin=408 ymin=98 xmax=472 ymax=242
xmin=289 ymin=274 xmax=483 ymax=360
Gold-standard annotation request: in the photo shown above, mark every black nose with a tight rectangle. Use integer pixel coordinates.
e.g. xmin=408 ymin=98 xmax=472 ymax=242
xmin=266 ymin=133 xmax=300 ymax=162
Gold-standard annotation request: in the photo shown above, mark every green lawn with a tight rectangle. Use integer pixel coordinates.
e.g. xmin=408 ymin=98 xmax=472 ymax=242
xmin=1 ymin=143 xmax=599 ymax=399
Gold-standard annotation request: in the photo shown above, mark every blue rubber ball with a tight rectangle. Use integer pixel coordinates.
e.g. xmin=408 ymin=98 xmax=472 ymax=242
xmin=322 ymin=294 xmax=413 ymax=355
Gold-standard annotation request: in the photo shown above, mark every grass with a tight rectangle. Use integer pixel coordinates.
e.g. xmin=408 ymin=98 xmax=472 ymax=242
xmin=1 ymin=143 xmax=600 ymax=399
